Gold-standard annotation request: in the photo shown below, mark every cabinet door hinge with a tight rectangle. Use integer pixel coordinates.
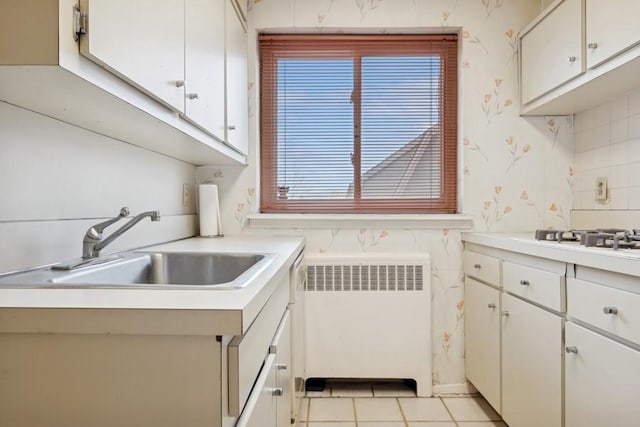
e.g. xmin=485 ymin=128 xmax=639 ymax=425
xmin=73 ymin=4 xmax=87 ymax=42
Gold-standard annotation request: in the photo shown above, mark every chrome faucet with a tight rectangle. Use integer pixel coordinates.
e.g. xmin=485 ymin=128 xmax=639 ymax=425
xmin=82 ymin=207 xmax=160 ymax=259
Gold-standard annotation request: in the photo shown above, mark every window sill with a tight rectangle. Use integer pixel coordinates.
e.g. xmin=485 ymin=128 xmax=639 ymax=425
xmin=247 ymin=213 xmax=474 ymax=230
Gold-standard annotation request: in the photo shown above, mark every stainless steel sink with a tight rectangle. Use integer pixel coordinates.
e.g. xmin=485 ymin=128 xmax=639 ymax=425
xmin=0 ymin=252 xmax=275 ymax=289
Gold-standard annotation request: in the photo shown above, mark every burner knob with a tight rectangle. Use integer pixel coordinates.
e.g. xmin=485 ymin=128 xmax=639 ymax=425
xmin=603 ymin=307 xmax=618 ymax=315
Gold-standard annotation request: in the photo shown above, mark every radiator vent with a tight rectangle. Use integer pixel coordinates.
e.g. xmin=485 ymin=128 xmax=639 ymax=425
xmin=306 ymin=264 xmax=424 ymax=291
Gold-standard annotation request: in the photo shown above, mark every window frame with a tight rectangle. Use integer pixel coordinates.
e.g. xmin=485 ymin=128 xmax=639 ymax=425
xmin=259 ymin=34 xmax=458 ymax=214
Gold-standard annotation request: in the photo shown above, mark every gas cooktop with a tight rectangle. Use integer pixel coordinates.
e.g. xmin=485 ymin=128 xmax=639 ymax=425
xmin=534 ymin=229 xmax=640 ymax=250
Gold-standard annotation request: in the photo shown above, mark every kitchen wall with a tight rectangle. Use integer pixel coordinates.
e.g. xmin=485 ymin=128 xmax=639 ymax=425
xmin=0 ymin=101 xmax=197 ymax=273
xmin=541 ymin=0 xmax=555 ymax=10
xmin=198 ymin=0 xmax=573 ymax=390
xmin=571 ymin=86 xmax=640 ymax=229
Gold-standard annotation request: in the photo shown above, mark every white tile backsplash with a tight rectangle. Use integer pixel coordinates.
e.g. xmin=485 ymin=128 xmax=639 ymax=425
xmin=610 ymin=141 xmax=629 ymax=165
xmin=629 ymin=88 xmax=640 ymax=116
xmin=595 ymin=103 xmax=611 ymax=127
xmin=572 ymin=88 xmax=640 ymax=223
xmin=629 ymin=113 xmax=640 ymax=139
xmin=610 ymin=118 xmax=629 ymax=144
xmin=611 ymin=95 xmax=629 ymax=121
xmin=610 ymin=165 xmax=629 ymax=189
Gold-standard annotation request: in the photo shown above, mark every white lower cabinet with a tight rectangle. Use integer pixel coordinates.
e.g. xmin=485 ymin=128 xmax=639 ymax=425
xmin=272 ymin=310 xmax=292 ymax=427
xmin=235 ymin=353 xmax=278 ymax=427
xmin=501 ymin=293 xmax=562 ymax=427
xmin=236 ymin=310 xmax=291 ymax=427
xmin=565 ymin=322 xmax=640 ymax=427
xmin=464 ymin=277 xmax=501 ymax=413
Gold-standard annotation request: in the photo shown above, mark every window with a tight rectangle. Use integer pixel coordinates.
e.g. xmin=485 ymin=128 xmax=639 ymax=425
xmin=259 ymin=34 xmax=458 ymax=213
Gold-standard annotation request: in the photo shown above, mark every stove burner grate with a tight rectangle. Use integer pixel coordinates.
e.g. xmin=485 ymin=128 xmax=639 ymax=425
xmin=534 ymin=229 xmax=640 ymax=250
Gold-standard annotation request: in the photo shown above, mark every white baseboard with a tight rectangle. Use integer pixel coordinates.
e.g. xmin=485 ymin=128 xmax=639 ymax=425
xmin=432 ymin=382 xmax=478 ymax=396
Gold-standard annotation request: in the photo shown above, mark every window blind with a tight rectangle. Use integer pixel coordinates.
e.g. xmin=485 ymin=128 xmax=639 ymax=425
xmin=260 ymin=34 xmax=458 ymax=213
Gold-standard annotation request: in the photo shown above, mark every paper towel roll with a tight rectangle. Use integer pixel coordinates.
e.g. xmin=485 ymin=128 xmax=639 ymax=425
xmin=199 ymin=183 xmax=222 ymax=237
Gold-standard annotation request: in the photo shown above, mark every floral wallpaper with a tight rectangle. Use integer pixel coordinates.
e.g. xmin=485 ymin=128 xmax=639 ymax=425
xmin=196 ymin=0 xmax=573 ymax=390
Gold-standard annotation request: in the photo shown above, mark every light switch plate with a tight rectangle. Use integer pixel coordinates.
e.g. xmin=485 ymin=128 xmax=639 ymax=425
xmin=595 ymin=177 xmax=608 ymax=201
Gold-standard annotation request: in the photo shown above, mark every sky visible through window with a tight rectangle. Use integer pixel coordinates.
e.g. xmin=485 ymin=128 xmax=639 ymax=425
xmin=277 ymin=55 xmax=440 ymax=199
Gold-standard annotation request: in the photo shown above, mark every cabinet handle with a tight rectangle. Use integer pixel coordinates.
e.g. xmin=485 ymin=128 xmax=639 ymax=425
xmin=473 ymin=263 xmax=482 ymax=269
xmin=175 ymin=80 xmax=185 ymax=88
xmin=519 ymin=279 xmax=530 ymax=286
xmin=276 ymin=363 xmax=288 ymax=370
xmin=272 ymin=388 xmax=283 ymax=396
xmin=186 ymin=93 xmax=199 ymax=100
xmin=501 ymin=310 xmax=510 ymax=317
xmin=603 ymin=307 xmax=618 ymax=315
xmin=588 ymin=42 xmax=599 ymax=50
xmin=567 ymin=56 xmax=577 ymax=63
xmin=228 ymin=125 xmax=237 ymax=131
xmin=565 ymin=346 xmax=578 ymax=354
xmin=487 ymin=303 xmax=496 ymax=309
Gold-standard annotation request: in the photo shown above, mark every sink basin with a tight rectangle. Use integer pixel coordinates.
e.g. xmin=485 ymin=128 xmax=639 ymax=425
xmin=43 ymin=252 xmax=275 ymax=289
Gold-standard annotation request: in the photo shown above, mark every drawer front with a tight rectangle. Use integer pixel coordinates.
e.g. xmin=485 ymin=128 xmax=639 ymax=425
xmin=568 ymin=278 xmax=640 ymax=346
xmin=463 ymin=251 xmax=501 ymax=287
xmin=270 ymin=310 xmax=291 ymax=427
xmin=503 ymin=261 xmax=564 ymax=312
xmin=235 ymin=353 xmax=277 ymax=427
xmin=565 ymin=322 xmax=640 ymax=427
xmin=229 ymin=282 xmax=289 ymax=416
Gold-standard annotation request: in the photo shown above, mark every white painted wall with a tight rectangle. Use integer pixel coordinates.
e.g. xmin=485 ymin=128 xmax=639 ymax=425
xmin=0 ymin=101 xmax=197 ymax=273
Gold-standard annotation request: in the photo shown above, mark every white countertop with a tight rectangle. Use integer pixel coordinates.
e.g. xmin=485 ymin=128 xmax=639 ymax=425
xmin=0 ymin=236 xmax=304 ymax=336
xmin=463 ymin=232 xmax=640 ymax=277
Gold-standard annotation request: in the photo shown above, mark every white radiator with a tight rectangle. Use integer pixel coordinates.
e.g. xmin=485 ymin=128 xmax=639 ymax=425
xmin=305 ymin=253 xmax=432 ymax=397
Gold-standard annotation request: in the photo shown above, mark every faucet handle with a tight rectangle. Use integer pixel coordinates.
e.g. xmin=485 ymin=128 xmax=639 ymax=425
xmin=92 ymin=207 xmax=130 ymax=235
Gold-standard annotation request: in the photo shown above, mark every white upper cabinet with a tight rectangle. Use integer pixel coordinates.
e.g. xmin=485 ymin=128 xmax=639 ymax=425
xmin=585 ymin=0 xmax=640 ymax=69
xmin=79 ymin=0 xmax=186 ymax=112
xmin=184 ymin=0 xmax=226 ymax=136
xmin=520 ymin=0 xmax=583 ymax=105
xmin=225 ymin=0 xmax=249 ymax=155
xmin=519 ymin=0 xmax=640 ymax=115
xmin=0 ymin=0 xmax=245 ymax=165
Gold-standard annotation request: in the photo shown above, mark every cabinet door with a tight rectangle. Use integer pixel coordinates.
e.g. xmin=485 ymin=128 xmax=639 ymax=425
xmin=79 ymin=0 xmax=185 ymax=112
xmin=520 ymin=0 xmax=583 ymax=104
xmin=272 ymin=310 xmax=292 ymax=427
xmin=225 ymin=0 xmax=249 ymax=155
xmin=236 ymin=354 xmax=277 ymax=427
xmin=585 ymin=0 xmax=640 ymax=69
xmin=184 ymin=0 xmax=226 ymax=136
xmin=464 ymin=278 xmax=501 ymax=413
xmin=291 ymin=278 xmax=306 ymax=423
xmin=565 ymin=322 xmax=640 ymax=427
xmin=501 ymin=294 xmax=562 ymax=427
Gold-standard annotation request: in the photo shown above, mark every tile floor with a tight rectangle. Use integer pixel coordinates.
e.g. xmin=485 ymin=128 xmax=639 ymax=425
xmin=299 ymin=381 xmax=506 ymax=427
